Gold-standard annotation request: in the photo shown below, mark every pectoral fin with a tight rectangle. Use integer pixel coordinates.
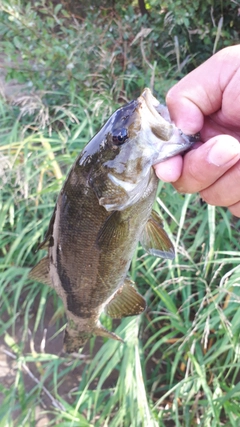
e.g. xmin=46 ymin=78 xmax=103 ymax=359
xmin=105 ymin=278 xmax=146 ymax=319
xmin=29 ymin=256 xmax=52 ymax=287
xmin=140 ymin=210 xmax=174 ymax=259
xmin=97 ymin=211 xmax=128 ymax=248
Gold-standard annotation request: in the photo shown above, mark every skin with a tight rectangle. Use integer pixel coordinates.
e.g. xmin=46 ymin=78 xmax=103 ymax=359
xmin=154 ymin=45 xmax=240 ymax=217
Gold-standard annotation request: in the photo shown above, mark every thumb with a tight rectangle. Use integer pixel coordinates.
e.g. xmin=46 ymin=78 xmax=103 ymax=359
xmin=173 ymin=135 xmax=240 ymax=194
xmin=166 ymin=46 xmax=240 ymax=135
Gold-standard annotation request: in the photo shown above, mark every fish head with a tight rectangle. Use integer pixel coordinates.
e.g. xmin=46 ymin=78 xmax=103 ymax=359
xmin=79 ymin=88 xmax=197 ymax=211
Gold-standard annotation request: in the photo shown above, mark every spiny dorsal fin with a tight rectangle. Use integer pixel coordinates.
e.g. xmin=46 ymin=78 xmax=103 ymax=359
xmin=140 ymin=210 xmax=175 ymax=259
xmin=29 ymin=256 xmax=52 ymax=287
xmin=105 ymin=278 xmax=146 ymax=319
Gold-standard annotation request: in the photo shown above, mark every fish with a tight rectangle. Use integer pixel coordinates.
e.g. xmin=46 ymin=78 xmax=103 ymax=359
xmin=30 ymin=88 xmax=196 ymax=353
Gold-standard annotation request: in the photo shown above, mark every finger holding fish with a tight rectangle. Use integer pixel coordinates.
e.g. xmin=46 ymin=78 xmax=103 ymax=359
xmin=155 ymin=135 xmax=240 ymax=213
xmin=156 ymin=46 xmax=240 ymax=217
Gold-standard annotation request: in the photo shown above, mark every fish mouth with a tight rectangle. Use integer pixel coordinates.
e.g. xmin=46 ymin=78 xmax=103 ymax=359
xmin=137 ymin=88 xmax=175 ymax=141
xmin=108 ymin=90 xmax=171 ymax=140
xmin=136 ymin=88 xmax=197 ymax=161
xmin=140 ymin=88 xmax=165 ymax=122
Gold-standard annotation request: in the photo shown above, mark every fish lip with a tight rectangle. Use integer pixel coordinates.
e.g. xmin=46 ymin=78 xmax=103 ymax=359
xmin=137 ymin=88 xmax=200 ymax=161
xmin=138 ymin=88 xmax=162 ymax=122
xmin=151 ymin=131 xmax=196 ymax=165
xmin=136 ymin=88 xmax=174 ymax=142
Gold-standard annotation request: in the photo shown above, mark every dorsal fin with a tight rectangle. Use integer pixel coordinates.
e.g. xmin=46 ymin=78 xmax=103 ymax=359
xmin=105 ymin=278 xmax=146 ymax=319
xmin=29 ymin=256 xmax=52 ymax=287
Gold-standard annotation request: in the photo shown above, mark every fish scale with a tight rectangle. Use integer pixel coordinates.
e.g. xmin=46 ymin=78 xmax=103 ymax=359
xmin=30 ymin=88 xmax=197 ymax=352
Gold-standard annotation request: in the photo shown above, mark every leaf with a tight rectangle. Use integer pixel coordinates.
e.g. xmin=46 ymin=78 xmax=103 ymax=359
xmin=54 ymin=4 xmax=62 ymax=15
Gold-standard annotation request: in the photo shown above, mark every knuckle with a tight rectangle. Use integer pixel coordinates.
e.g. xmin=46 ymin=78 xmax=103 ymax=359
xmin=186 ymin=159 xmax=206 ymax=190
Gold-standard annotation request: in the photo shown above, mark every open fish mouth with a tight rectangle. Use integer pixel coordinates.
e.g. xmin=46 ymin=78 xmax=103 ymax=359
xmin=135 ymin=88 xmax=197 ymax=163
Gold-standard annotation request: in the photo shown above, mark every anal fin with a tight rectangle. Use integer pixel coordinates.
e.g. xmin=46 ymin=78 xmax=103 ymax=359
xmin=29 ymin=256 xmax=52 ymax=287
xmin=105 ymin=278 xmax=146 ymax=319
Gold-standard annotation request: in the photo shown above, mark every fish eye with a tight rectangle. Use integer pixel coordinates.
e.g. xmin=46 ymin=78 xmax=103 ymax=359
xmin=112 ymin=128 xmax=128 ymax=145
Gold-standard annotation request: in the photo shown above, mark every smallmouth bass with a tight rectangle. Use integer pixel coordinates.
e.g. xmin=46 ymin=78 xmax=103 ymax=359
xmin=30 ymin=88 xmax=196 ymax=352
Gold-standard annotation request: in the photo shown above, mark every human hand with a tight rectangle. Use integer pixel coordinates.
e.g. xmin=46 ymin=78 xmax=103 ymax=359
xmin=154 ymin=46 xmax=240 ymax=217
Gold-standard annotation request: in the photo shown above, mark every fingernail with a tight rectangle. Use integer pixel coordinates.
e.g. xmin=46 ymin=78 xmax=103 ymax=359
xmin=207 ymin=138 xmax=240 ymax=166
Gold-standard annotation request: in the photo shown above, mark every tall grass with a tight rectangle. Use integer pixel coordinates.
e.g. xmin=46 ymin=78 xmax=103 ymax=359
xmin=1 ymin=2 xmax=240 ymax=426
xmin=1 ymin=90 xmax=240 ymax=426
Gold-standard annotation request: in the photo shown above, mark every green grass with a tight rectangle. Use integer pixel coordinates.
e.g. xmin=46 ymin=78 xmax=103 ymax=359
xmin=1 ymin=96 xmax=240 ymax=427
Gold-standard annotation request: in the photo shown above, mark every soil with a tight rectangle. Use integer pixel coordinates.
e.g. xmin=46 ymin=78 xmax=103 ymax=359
xmin=0 ymin=294 xmax=112 ymax=426
xmin=0 ymin=57 xmax=158 ymax=427
xmin=0 ymin=60 xmax=102 ymax=426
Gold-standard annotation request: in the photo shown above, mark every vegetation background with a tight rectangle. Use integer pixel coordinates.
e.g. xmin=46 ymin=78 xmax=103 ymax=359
xmin=0 ymin=0 xmax=240 ymax=426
